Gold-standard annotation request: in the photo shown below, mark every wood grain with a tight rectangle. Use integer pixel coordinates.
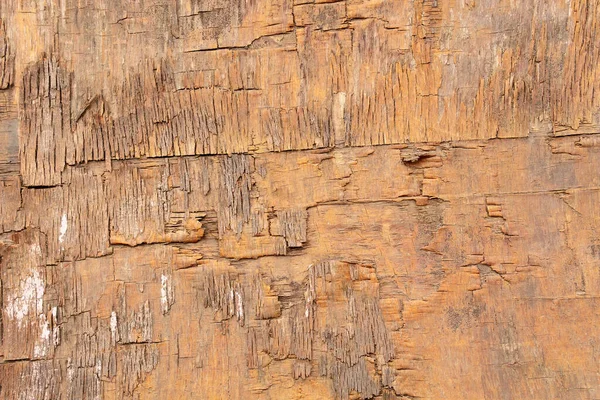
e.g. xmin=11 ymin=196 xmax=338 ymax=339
xmin=1 ymin=0 xmax=599 ymax=398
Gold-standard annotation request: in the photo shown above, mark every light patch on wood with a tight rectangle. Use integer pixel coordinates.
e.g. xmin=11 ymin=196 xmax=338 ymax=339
xmin=5 ymin=263 xmax=44 ymax=328
xmin=58 ymin=213 xmax=67 ymax=244
xmin=34 ymin=313 xmax=51 ymax=357
xmin=110 ymin=310 xmax=118 ymax=343
xmin=161 ymin=272 xmax=174 ymax=315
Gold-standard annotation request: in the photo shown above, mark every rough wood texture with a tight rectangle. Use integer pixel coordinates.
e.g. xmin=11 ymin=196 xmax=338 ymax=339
xmin=1 ymin=0 xmax=600 ymax=399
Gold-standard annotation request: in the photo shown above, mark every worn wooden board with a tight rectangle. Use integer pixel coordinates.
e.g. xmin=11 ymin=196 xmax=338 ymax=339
xmin=1 ymin=0 xmax=600 ymax=399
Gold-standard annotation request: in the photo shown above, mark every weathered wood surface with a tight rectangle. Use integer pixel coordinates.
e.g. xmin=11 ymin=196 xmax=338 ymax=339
xmin=1 ymin=0 xmax=600 ymax=398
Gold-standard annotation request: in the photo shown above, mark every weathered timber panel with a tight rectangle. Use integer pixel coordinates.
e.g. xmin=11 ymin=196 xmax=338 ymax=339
xmin=1 ymin=0 xmax=600 ymax=399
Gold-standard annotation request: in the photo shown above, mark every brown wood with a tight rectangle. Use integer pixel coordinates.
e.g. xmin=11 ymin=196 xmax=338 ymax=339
xmin=1 ymin=0 xmax=600 ymax=398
